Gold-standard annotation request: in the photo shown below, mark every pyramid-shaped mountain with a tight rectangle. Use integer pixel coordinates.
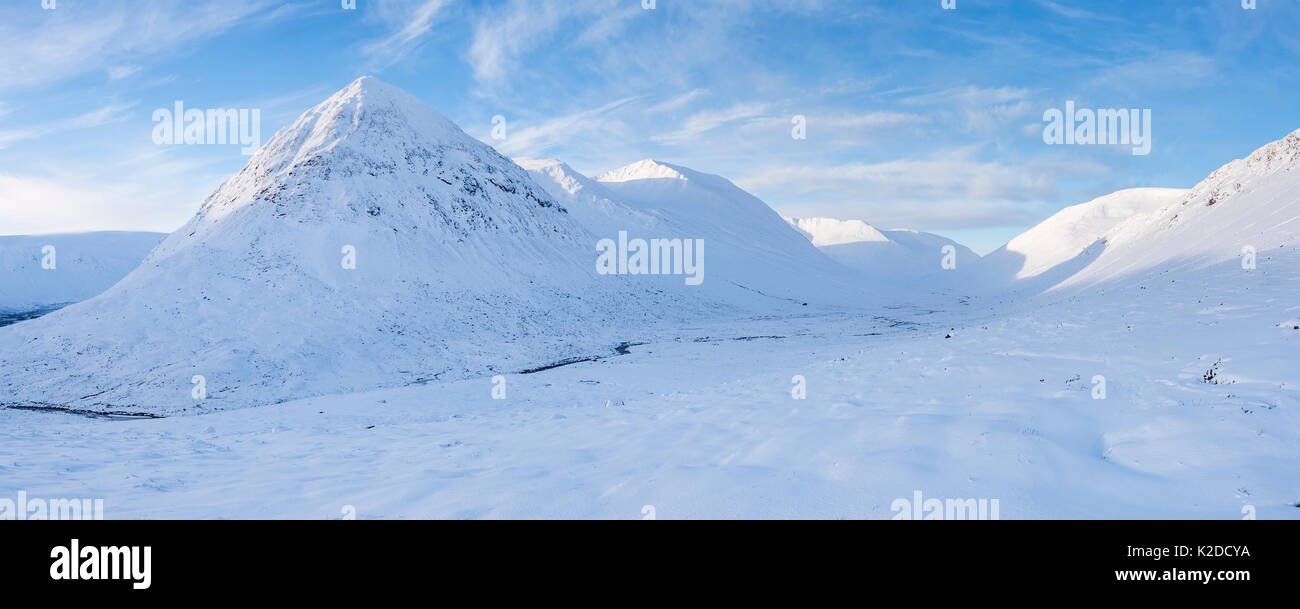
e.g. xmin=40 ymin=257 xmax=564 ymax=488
xmin=0 ymin=78 xmax=688 ymax=414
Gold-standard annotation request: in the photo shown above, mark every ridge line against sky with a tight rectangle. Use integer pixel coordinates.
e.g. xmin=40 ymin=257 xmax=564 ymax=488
xmin=0 ymin=0 xmax=1297 ymax=254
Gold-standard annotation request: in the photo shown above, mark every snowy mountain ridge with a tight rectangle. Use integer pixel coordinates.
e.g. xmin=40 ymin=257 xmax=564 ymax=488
xmin=784 ymin=217 xmax=889 ymax=247
xmin=978 ymin=188 xmax=1189 ymax=287
xmin=0 ymin=77 xmax=695 ymax=415
xmin=781 ymin=215 xmax=977 ymax=282
xmin=525 ymin=157 xmax=876 ymax=307
xmin=1048 ymin=128 xmax=1300 ymax=291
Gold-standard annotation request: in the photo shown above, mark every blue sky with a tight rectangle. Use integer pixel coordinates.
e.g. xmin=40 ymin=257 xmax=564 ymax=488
xmin=1 ymin=0 xmax=1298 ymax=253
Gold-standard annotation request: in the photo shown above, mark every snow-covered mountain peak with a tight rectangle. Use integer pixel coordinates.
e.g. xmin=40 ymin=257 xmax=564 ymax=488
xmin=596 ymin=159 xmax=690 ymax=183
xmin=254 ymin=75 xmax=465 ymax=172
xmin=1174 ymin=127 xmax=1300 ymax=213
xmin=514 ymin=158 xmax=597 ymax=197
xmin=1228 ymin=127 xmax=1300 ymax=176
xmin=0 ymin=79 xmax=658 ymax=414
xmin=784 ymin=216 xmax=889 ymax=247
xmin=152 ymin=76 xmax=566 ymax=263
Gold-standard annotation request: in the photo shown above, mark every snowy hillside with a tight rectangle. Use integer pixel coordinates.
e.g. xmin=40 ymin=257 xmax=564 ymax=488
xmin=5 ymin=237 xmax=1295 ymax=518
xmin=0 ymin=77 xmax=700 ymax=415
xmin=1050 ymin=130 xmax=1300 ymax=292
xmin=979 ymin=188 xmax=1188 ymax=290
xmin=0 ymin=231 xmax=163 ymax=315
xmin=2 ymin=83 xmax=1296 ymax=520
xmin=513 ymin=158 xmax=660 ymax=241
xmin=785 ymin=216 xmax=978 ymax=282
xmin=527 ymin=158 xmax=873 ymax=307
xmin=785 ymin=217 xmax=888 ymax=247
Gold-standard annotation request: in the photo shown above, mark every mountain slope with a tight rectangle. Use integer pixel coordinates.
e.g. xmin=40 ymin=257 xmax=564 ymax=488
xmin=979 ymin=188 xmax=1188 ymax=290
xmin=513 ymin=158 xmax=660 ymax=239
xmin=0 ymin=78 xmax=687 ymax=415
xmin=1051 ymin=130 xmax=1300 ymax=291
xmin=0 ymin=231 xmax=164 ymax=314
xmin=587 ymin=159 xmax=870 ymax=306
xmin=785 ymin=217 xmax=888 ymax=247
xmin=785 ymin=216 xmax=977 ymax=282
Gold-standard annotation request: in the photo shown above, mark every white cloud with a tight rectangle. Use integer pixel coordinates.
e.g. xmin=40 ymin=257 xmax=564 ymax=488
xmin=361 ymin=0 xmax=453 ymax=70
xmin=0 ymin=1 xmax=284 ymax=91
xmin=647 ymin=89 xmax=709 ymax=114
xmin=651 ymin=103 xmax=770 ymax=146
xmin=466 ymin=0 xmax=596 ymax=85
xmin=1090 ymin=51 xmax=1214 ymax=90
xmin=735 ymin=152 xmax=1111 ymax=230
xmin=903 ymin=86 xmax=1030 ymax=107
xmin=1035 ymin=0 xmax=1124 ymax=22
xmin=0 ymin=102 xmax=137 ymax=150
xmin=487 ymin=97 xmax=639 ymax=157
xmin=107 ymin=65 xmax=142 ymax=81
xmin=0 ymin=145 xmax=232 ymax=236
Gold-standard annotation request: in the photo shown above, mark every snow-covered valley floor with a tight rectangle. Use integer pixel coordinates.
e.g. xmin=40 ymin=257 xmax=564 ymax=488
xmin=3 ymin=258 xmax=1296 ymax=519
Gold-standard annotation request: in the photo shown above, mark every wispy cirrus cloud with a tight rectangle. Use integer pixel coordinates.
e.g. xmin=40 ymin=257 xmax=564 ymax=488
xmin=1034 ymin=0 xmax=1126 ymax=22
xmin=1089 ymin=51 xmax=1215 ymax=91
xmin=487 ymin=96 xmax=640 ymax=158
xmin=735 ymin=150 xmax=1112 ymax=231
xmin=0 ymin=102 xmax=137 ymax=150
xmin=647 ymin=89 xmax=709 ymax=114
xmin=0 ymin=0 xmax=286 ymax=91
xmin=651 ymin=103 xmax=771 ymax=146
xmin=107 ymin=65 xmax=142 ymax=81
xmin=466 ymin=0 xmax=631 ymax=86
xmin=361 ymin=0 xmax=454 ymax=70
